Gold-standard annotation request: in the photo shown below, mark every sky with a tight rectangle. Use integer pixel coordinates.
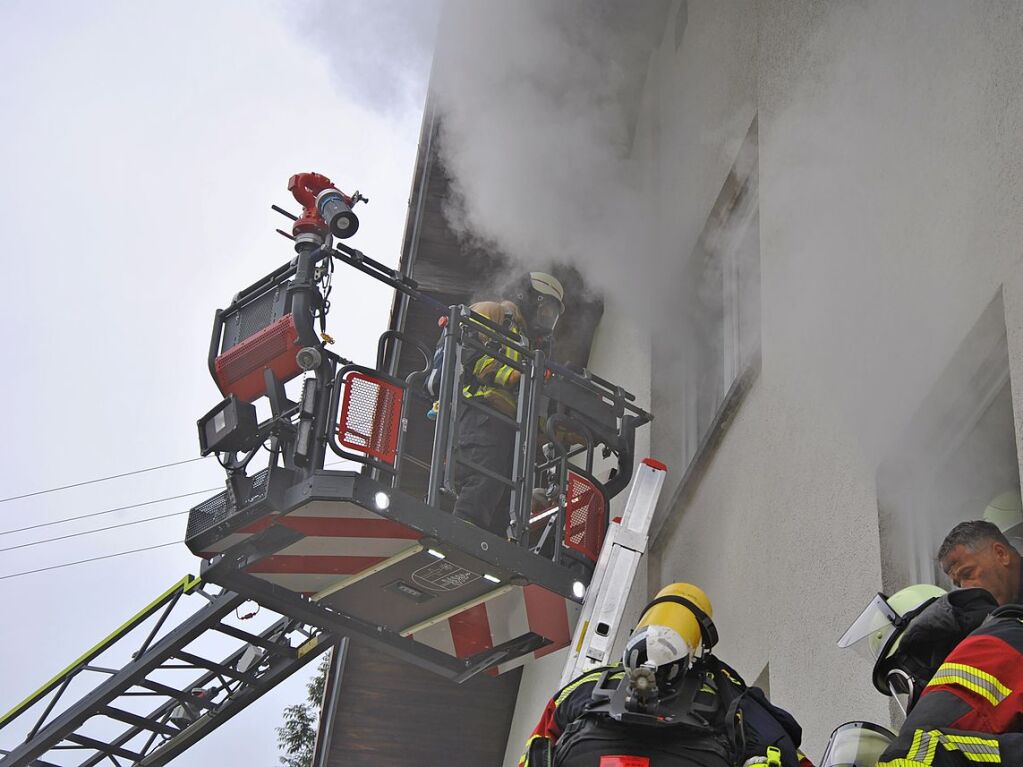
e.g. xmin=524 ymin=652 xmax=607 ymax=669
xmin=0 ymin=1 xmax=435 ymax=764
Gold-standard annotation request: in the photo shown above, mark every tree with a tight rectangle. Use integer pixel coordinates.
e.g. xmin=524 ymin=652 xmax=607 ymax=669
xmin=276 ymin=651 xmax=332 ymax=767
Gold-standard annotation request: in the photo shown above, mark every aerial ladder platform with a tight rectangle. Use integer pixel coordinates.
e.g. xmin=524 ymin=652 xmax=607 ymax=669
xmin=0 ymin=172 xmax=654 ymax=767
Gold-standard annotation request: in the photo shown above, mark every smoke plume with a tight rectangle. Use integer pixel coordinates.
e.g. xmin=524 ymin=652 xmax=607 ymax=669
xmin=429 ymin=1 xmax=677 ymax=318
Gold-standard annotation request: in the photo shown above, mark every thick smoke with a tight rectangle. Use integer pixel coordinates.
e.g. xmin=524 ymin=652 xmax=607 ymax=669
xmin=429 ymin=1 xmax=675 ymax=317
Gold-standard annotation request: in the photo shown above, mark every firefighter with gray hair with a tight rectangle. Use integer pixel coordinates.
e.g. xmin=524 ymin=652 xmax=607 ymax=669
xmin=938 ymin=517 xmax=1023 ymax=606
xmin=838 ymin=578 xmax=1023 ymax=766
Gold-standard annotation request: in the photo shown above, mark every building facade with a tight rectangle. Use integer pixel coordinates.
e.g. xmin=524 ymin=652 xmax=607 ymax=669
xmin=312 ymin=2 xmax=1023 ymax=764
xmin=502 ymin=1 xmax=1023 ymax=763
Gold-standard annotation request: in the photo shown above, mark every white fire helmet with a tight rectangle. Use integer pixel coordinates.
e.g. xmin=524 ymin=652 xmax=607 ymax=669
xmin=623 ymin=583 xmax=716 ymax=683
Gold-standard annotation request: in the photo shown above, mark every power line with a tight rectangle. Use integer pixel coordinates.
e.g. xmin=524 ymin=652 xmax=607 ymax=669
xmin=0 ymin=488 xmax=219 ymax=537
xmin=0 ymin=541 xmax=183 ymax=581
xmin=0 ymin=510 xmax=190 ymax=554
xmin=0 ymin=457 xmax=207 ymax=505
xmin=0 ymin=458 xmax=360 ymax=579
xmin=0 ymin=462 xmax=351 ymax=536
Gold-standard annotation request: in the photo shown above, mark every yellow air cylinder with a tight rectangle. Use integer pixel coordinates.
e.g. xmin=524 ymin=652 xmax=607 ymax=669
xmin=623 ymin=583 xmax=714 ymax=674
xmin=636 ymin=583 xmax=712 ymax=653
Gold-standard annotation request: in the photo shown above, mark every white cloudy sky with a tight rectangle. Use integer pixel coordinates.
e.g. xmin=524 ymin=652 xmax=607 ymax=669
xmin=0 ymin=1 xmax=435 ymax=764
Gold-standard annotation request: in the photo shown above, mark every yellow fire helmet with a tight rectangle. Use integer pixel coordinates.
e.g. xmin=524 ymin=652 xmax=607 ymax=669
xmin=623 ymin=583 xmax=718 ymax=681
xmin=838 ymin=583 xmax=946 ymax=695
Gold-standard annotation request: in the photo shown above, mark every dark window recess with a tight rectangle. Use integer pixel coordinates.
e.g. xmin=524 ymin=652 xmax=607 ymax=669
xmin=878 ymin=290 xmax=1021 ymax=589
xmin=651 ymin=114 xmax=760 ymax=543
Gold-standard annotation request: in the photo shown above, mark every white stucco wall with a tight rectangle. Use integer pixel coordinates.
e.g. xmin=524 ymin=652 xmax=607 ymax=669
xmin=653 ymin=0 xmax=1023 ymax=760
xmin=503 ymin=1 xmax=1023 ymax=763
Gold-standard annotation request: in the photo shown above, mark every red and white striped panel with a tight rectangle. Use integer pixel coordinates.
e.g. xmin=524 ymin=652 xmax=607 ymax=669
xmin=410 ymin=585 xmax=581 ymax=675
xmin=199 ymin=500 xmax=419 ymax=595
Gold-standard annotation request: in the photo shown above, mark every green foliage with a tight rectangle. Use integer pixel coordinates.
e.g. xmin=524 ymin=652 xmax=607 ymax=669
xmin=276 ymin=652 xmax=332 ymax=767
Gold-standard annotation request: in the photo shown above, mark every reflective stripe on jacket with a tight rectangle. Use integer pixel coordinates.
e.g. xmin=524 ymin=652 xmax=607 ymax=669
xmin=463 ymin=300 xmax=526 ymax=417
xmin=879 ymin=610 xmax=1023 ymax=766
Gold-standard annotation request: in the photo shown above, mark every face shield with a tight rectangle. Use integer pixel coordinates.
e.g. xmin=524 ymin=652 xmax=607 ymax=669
xmin=820 ymin=721 xmax=896 ymax=767
xmin=531 ymin=294 xmax=563 ymax=334
xmin=837 ymin=593 xmax=904 ymax=662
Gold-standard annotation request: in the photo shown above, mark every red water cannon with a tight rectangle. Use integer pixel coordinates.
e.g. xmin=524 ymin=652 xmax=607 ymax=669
xmin=287 ymin=172 xmax=367 ymax=242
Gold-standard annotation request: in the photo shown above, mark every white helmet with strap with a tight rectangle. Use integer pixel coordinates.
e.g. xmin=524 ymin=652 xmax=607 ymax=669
xmin=523 ymin=271 xmax=565 ymax=334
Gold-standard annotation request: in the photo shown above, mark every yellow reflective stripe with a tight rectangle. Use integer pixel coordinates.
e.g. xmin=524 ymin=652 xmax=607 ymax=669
xmin=928 ymin=662 xmax=1010 ymax=707
xmin=473 ymin=356 xmax=498 ymax=380
xmin=494 ymin=365 xmax=517 ymax=387
xmin=944 ymin=735 xmax=1000 ymax=748
xmin=554 ymin=670 xmax=602 ymax=706
xmin=554 ymin=670 xmax=624 ymax=707
xmin=922 ymin=730 xmax=940 ymax=764
xmin=886 ymin=730 xmax=1002 ymax=766
xmin=463 ymin=385 xmax=518 ymax=415
xmin=907 ymin=729 xmax=936 ymax=763
xmin=719 ymin=667 xmax=742 ymax=687
xmin=940 ymin=733 xmax=1000 ymax=763
xmin=937 ymin=662 xmax=1011 ymax=696
xmin=519 ymin=734 xmax=547 ymax=767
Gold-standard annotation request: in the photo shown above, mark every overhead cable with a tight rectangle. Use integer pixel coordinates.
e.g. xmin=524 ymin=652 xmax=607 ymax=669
xmin=0 ymin=488 xmax=219 ymax=537
xmin=0 ymin=510 xmax=190 ymax=554
xmin=0 ymin=541 xmax=183 ymax=581
xmin=0 ymin=457 xmax=207 ymax=505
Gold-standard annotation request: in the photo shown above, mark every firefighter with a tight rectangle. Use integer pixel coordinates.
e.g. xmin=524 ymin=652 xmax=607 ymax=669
xmin=451 ymin=272 xmax=565 ymax=536
xmin=839 ymin=582 xmax=1023 ymax=765
xmin=520 ymin=583 xmax=810 ymax=767
xmin=937 ymin=519 xmax=1023 ymax=606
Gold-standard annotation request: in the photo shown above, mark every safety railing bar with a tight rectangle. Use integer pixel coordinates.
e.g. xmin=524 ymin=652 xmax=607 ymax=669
xmin=437 ymin=310 xmax=464 ymax=502
xmin=459 ymin=395 xmax=521 ymax=429
xmin=451 ymin=455 xmax=517 ymax=489
xmin=331 ymin=244 xmax=448 ymax=315
xmin=519 ymin=350 xmax=544 ymax=545
xmin=535 ymin=444 xmax=589 ymax=473
xmin=458 ymin=310 xmax=532 ymax=356
xmin=459 ymin=335 xmax=530 ymax=374
xmin=507 ymin=353 xmax=531 ymax=544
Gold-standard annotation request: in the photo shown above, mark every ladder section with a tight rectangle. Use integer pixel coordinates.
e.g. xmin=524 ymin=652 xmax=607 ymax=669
xmin=559 ymin=458 xmax=666 ymax=687
xmin=0 ymin=577 xmax=337 ymax=767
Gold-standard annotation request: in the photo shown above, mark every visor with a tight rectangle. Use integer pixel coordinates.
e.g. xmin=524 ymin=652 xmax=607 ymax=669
xmin=820 ymin=721 xmax=895 ymax=767
xmin=837 ymin=593 xmax=902 ymax=660
xmin=533 ymin=297 xmax=562 ymax=333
